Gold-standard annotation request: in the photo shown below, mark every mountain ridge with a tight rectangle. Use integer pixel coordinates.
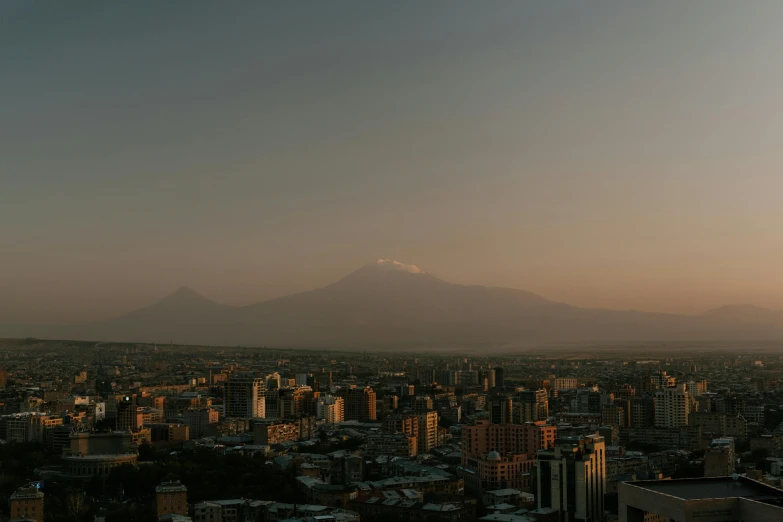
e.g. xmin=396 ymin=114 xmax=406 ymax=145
xmin=4 ymin=260 xmax=783 ymax=347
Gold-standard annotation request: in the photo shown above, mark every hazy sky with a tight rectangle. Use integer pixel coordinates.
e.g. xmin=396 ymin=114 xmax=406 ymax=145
xmin=3 ymin=1 xmax=783 ymax=323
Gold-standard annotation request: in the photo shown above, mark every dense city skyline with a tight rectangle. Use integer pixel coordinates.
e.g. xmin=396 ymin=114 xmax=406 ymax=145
xmin=4 ymin=2 xmax=783 ymax=324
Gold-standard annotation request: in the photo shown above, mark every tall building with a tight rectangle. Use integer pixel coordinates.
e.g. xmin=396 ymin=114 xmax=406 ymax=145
xmin=316 ymin=396 xmax=345 ymax=424
xmin=481 ymin=368 xmax=496 ymax=389
xmin=183 ymin=407 xmax=219 ymax=438
xmin=601 ymin=404 xmax=626 ymax=427
xmin=413 ymin=396 xmax=434 ymax=412
xmin=704 ymin=438 xmax=735 ymax=477
xmin=278 ymin=386 xmax=314 ymax=418
xmin=116 ymin=395 xmax=138 ymax=431
xmin=690 ymin=412 xmax=747 ymax=440
xmin=10 ymin=485 xmax=44 ymax=522
xmin=342 ymin=387 xmax=377 ymax=421
xmin=495 ymin=366 xmax=505 ymax=388
xmin=265 ymin=372 xmax=282 ymax=390
xmin=383 ymin=413 xmax=419 ymax=441
xmin=225 ymin=373 xmax=265 ymax=419
xmin=490 ymin=395 xmax=513 ymax=424
xmin=685 ymin=379 xmax=707 ymax=398
xmin=515 ymin=389 xmax=549 ymax=423
xmin=536 ymin=435 xmax=606 ymax=522
xmin=417 ymin=410 xmax=439 ymax=453
xmin=553 ymin=377 xmax=579 ymax=390
xmin=630 ymin=396 xmax=656 ymax=429
xmin=156 ymin=481 xmax=188 ymax=518
xmin=655 ymin=383 xmax=690 ymax=428
xmin=384 ymin=411 xmax=439 ymax=453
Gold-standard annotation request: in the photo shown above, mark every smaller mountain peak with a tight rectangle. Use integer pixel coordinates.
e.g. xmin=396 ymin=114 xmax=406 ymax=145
xmin=160 ymin=286 xmax=215 ymax=304
xmin=374 ymin=259 xmax=425 ymax=274
xmin=171 ymin=286 xmax=201 ymax=297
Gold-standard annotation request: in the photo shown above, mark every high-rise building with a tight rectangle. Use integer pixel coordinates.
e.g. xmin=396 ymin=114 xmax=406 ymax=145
xmin=385 ymin=411 xmax=439 ymax=453
xmin=316 ymin=396 xmax=345 ymax=424
xmin=515 ymin=389 xmax=549 ymax=423
xmin=156 ymin=481 xmax=188 ymax=518
xmin=413 ymin=395 xmax=434 ymax=412
xmin=455 ymin=370 xmax=479 ymax=386
xmin=481 ymin=368 xmax=496 ymax=389
xmin=704 ymin=438 xmax=735 ymax=477
xmin=265 ymin=389 xmax=279 ymax=419
xmin=10 ymin=485 xmax=44 ymax=522
xmin=183 ymin=407 xmax=219 ymax=438
xmin=382 ymin=395 xmax=399 ymax=411
xmin=265 ymin=372 xmax=282 ymax=391
xmin=278 ymin=386 xmax=314 ymax=418
xmin=690 ymin=412 xmax=747 ymax=440
xmin=225 ymin=373 xmax=265 ymax=419
xmin=655 ymin=383 xmax=690 ymax=428
xmin=342 ymin=387 xmax=376 ymax=421
xmin=383 ymin=413 xmax=419 ymax=441
xmin=630 ymin=396 xmax=656 ymax=428
xmin=536 ymin=435 xmax=606 ymax=522
xmin=490 ymin=395 xmax=513 ymax=424
xmin=417 ymin=410 xmax=439 ymax=453
xmin=116 ymin=395 xmax=138 ymax=431
xmin=685 ymin=380 xmax=707 ymax=398
xmin=495 ymin=367 xmax=505 ymax=388
xmin=553 ymin=377 xmax=579 ymax=390
xmin=601 ymin=404 xmax=626 ymax=427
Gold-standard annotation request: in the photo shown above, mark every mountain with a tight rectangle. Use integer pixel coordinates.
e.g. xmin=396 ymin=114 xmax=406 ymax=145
xmin=60 ymin=287 xmax=233 ymax=345
xmin=5 ymin=260 xmax=783 ymax=347
xmin=704 ymin=304 xmax=783 ymax=325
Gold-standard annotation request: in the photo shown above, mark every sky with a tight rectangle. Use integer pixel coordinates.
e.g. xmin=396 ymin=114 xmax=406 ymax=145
xmin=3 ymin=1 xmax=783 ymax=323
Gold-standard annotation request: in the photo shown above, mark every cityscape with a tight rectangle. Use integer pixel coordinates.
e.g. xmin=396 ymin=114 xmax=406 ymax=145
xmin=0 ymin=339 xmax=782 ymax=521
xmin=5 ymin=2 xmax=783 ymax=522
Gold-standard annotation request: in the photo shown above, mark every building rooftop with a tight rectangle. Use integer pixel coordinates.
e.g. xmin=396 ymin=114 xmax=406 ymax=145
xmin=10 ymin=487 xmax=44 ymax=500
xmin=628 ymin=476 xmax=783 ymax=501
xmin=155 ymin=481 xmax=188 ymax=493
xmin=486 ymin=488 xmax=524 ymax=496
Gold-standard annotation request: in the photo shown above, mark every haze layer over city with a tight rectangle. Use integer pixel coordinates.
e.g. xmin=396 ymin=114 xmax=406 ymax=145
xmin=4 ymin=3 xmax=783 ymax=522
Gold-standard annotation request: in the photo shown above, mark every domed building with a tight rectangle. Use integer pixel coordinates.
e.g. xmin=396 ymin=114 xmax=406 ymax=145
xmin=61 ymin=431 xmax=138 ymax=478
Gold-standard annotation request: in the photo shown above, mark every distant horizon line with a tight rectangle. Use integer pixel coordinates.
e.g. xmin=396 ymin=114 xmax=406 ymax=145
xmin=7 ymin=260 xmax=781 ymax=328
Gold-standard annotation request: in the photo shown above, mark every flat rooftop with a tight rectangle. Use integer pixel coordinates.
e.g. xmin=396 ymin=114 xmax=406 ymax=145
xmin=628 ymin=476 xmax=783 ymax=501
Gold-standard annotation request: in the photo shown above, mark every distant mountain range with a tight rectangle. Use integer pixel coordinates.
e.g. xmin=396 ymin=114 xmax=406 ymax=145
xmin=4 ymin=259 xmax=783 ymax=347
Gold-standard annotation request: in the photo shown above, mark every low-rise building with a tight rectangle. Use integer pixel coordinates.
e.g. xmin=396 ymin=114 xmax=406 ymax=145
xmin=363 ymin=432 xmax=417 ymax=458
xmin=193 ymin=502 xmax=222 ymax=522
xmin=252 ymin=420 xmax=300 ymax=445
xmin=349 ymin=491 xmax=475 ymax=522
xmin=156 ymin=481 xmax=188 ymax=519
xmin=10 ymin=485 xmax=44 ymax=522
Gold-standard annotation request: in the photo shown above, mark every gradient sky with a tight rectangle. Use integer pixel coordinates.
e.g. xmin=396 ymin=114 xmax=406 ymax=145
xmin=3 ymin=1 xmax=783 ymax=323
